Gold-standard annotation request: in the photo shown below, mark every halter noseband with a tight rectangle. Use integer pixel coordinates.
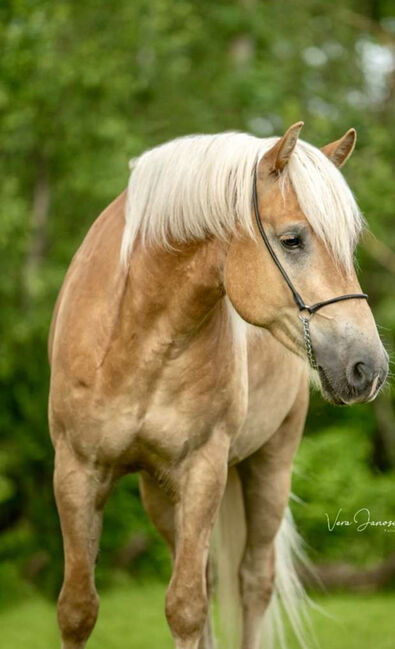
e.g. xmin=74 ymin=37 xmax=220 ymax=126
xmin=252 ymin=169 xmax=368 ymax=370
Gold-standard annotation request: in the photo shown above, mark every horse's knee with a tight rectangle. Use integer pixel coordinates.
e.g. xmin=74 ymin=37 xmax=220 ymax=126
xmin=58 ymin=580 xmax=99 ymax=646
xmin=166 ymin=578 xmax=207 ymax=643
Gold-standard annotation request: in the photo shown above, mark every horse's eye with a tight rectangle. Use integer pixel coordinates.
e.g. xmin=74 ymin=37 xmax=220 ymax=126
xmin=280 ymin=234 xmax=301 ymax=250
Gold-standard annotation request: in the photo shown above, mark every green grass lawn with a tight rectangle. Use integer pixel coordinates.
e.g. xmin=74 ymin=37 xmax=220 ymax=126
xmin=0 ymin=579 xmax=394 ymax=649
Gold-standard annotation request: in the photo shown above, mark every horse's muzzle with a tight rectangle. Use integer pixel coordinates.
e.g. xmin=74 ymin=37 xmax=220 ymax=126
xmin=317 ymin=348 xmax=388 ymax=405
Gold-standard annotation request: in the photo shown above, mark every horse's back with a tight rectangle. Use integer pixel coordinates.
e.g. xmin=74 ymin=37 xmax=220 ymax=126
xmin=49 ymin=192 xmax=127 ymax=369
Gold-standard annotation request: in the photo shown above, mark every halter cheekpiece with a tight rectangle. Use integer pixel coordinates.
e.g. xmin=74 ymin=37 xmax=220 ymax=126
xmin=252 ymin=168 xmax=368 ymax=370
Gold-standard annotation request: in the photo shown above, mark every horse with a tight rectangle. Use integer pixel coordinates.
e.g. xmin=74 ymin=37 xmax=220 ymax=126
xmin=48 ymin=122 xmax=388 ymax=649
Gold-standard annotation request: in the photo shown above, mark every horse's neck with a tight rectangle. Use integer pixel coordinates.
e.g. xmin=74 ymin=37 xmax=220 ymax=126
xmin=110 ymin=238 xmax=229 ymax=367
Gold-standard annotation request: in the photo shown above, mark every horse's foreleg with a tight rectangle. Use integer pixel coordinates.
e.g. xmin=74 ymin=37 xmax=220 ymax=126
xmin=165 ymin=429 xmax=229 ymax=649
xmin=54 ymin=437 xmax=113 ymax=649
xmin=238 ymin=385 xmax=308 ymax=649
xmin=140 ymin=472 xmax=216 ymax=649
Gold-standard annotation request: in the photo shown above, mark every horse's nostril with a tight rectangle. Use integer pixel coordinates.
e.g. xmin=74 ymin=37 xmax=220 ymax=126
xmin=349 ymin=360 xmax=375 ymax=392
xmin=352 ymin=361 xmax=367 ymax=385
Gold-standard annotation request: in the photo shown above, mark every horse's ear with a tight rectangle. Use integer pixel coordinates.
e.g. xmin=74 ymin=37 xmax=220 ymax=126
xmin=321 ymin=128 xmax=357 ymax=168
xmin=260 ymin=121 xmax=304 ymax=174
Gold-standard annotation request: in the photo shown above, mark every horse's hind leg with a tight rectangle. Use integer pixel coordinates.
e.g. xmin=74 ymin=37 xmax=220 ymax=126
xmin=238 ymin=384 xmax=308 ymax=649
xmin=54 ymin=436 xmax=113 ymax=649
xmin=199 ymin=561 xmax=216 ymax=649
xmin=139 ymin=471 xmax=175 ymax=554
xmin=140 ymin=472 xmax=216 ymax=649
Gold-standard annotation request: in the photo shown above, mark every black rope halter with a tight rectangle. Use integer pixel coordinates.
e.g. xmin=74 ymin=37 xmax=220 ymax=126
xmin=252 ymin=168 xmax=368 ymax=369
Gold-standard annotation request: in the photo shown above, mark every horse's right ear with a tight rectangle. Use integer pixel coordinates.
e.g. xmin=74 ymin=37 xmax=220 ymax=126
xmin=259 ymin=121 xmax=304 ymax=175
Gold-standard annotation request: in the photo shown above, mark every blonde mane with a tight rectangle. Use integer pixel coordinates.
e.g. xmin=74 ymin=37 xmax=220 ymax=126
xmin=121 ymin=132 xmax=363 ymax=272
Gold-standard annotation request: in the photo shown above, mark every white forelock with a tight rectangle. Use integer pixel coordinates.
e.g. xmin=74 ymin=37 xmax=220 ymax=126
xmin=121 ymin=132 xmax=363 ymax=272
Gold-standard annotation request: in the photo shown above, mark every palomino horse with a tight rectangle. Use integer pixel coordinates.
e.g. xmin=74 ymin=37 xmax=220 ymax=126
xmin=48 ymin=122 xmax=388 ymax=649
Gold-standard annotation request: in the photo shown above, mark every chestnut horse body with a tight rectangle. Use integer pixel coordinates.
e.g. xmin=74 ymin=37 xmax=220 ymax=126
xmin=48 ymin=124 xmax=387 ymax=649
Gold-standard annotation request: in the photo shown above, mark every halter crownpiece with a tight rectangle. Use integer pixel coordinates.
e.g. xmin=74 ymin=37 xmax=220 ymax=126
xmin=252 ymin=168 xmax=368 ymax=370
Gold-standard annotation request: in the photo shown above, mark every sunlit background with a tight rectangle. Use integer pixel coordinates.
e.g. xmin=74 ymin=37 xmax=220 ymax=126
xmin=0 ymin=1 xmax=394 ymax=647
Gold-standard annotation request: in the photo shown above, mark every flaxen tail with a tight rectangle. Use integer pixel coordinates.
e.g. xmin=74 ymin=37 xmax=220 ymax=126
xmin=213 ymin=467 xmax=314 ymax=649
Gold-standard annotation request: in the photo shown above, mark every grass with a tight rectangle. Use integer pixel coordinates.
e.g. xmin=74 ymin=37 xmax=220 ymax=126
xmin=0 ymin=578 xmax=394 ymax=649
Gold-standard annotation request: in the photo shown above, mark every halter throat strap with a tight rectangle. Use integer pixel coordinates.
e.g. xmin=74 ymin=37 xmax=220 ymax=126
xmin=252 ymin=168 xmax=368 ymax=367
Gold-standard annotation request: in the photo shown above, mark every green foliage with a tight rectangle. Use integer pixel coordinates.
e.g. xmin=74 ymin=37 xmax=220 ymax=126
xmin=0 ymin=578 xmax=395 ymax=649
xmin=0 ymin=0 xmax=394 ymax=596
xmin=292 ymin=424 xmax=395 ymax=565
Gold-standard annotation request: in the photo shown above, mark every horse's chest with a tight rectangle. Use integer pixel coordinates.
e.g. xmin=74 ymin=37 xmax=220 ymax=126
xmin=135 ymin=339 xmax=249 ymax=461
xmin=68 ymin=333 xmax=248 ymax=466
xmin=126 ymin=330 xmax=303 ymax=467
xmin=61 ymin=326 xmax=304 ymax=470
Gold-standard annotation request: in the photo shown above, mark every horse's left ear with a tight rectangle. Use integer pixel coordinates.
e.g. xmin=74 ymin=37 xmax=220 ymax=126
xmin=259 ymin=121 xmax=304 ymax=175
xmin=321 ymin=128 xmax=357 ymax=168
